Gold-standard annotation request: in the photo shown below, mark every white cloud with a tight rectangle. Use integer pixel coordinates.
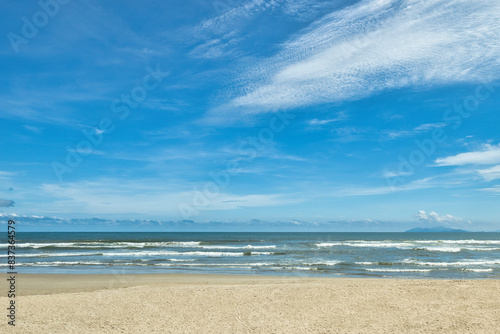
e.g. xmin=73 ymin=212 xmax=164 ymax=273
xmin=209 ymin=0 xmax=500 ymax=120
xmin=414 ymin=210 xmax=463 ymax=224
xmin=382 ymin=170 xmax=412 ymax=178
xmin=435 ymin=144 xmax=500 ymax=166
xmin=477 ymin=165 xmax=500 ymax=181
xmin=308 ymin=111 xmax=348 ymax=126
xmin=66 ymin=148 xmax=105 ymax=156
xmin=387 ymin=122 xmax=447 ymax=139
xmin=308 ymin=118 xmax=339 ymax=125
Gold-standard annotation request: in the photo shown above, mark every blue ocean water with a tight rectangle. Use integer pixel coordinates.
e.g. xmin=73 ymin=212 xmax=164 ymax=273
xmin=3 ymin=232 xmax=500 ymax=278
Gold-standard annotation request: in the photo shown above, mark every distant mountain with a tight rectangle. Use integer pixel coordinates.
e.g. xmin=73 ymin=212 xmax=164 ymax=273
xmin=405 ymin=226 xmax=469 ymax=232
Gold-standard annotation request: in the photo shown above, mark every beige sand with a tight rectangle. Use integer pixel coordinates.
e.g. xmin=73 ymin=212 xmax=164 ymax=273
xmin=1 ymin=273 xmax=499 ymax=333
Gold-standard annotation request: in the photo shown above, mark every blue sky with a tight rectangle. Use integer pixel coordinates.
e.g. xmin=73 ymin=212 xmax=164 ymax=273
xmin=1 ymin=0 xmax=500 ymax=231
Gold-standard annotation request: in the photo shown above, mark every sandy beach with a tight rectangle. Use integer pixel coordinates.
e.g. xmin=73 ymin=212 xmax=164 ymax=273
xmin=0 ymin=274 xmax=499 ymax=333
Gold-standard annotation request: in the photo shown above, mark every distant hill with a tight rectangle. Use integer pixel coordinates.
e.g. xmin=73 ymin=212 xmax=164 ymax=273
xmin=405 ymin=226 xmax=469 ymax=232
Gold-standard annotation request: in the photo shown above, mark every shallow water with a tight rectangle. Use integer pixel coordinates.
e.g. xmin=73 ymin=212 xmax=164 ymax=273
xmin=4 ymin=232 xmax=500 ymax=278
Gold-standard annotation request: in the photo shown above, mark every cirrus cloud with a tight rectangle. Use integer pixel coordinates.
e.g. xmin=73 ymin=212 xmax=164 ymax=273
xmin=208 ymin=0 xmax=500 ymax=121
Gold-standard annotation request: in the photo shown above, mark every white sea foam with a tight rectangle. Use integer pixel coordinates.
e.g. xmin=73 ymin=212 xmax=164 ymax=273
xmin=403 ymin=259 xmax=500 ymax=267
xmin=347 ymin=242 xmax=411 ymax=248
xmin=314 ymin=239 xmax=500 ymax=252
xmin=4 ymin=242 xmax=84 ymax=249
xmin=0 ymin=252 xmax=102 ymax=258
xmin=463 ymin=247 xmax=500 ymax=251
xmin=197 ymin=245 xmax=277 ymax=250
xmin=102 ymin=251 xmax=243 ymax=257
xmin=316 ymin=241 xmax=412 ymax=249
xmin=463 ymin=268 xmax=494 ymax=272
xmin=100 ymin=251 xmax=274 ymax=257
xmin=315 ymin=242 xmax=343 ymax=247
xmin=0 ymin=241 xmax=204 ymax=249
xmin=365 ymin=268 xmax=432 ymax=272
xmin=301 ymin=261 xmax=340 ymax=266
xmin=153 ymin=262 xmax=274 ymax=267
xmin=0 ymin=261 xmax=104 ymax=267
xmin=0 ymin=249 xmax=277 ymax=259
xmin=413 ymin=240 xmax=500 ymax=245
xmin=0 ymin=261 xmax=305 ymax=268
xmin=0 ymin=242 xmax=283 ymax=252
xmin=165 ymin=241 xmax=202 ymax=246
xmin=415 ymin=246 xmax=462 ymax=253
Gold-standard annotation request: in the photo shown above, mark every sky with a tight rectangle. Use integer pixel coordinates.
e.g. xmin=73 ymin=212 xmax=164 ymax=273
xmin=1 ymin=0 xmax=500 ymax=232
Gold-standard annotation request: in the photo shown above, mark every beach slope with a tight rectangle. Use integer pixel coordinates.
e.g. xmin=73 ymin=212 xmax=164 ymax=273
xmin=1 ymin=274 xmax=499 ymax=333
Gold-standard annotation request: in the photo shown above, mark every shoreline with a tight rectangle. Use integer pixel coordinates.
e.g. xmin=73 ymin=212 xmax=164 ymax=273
xmin=1 ymin=273 xmax=404 ymax=295
xmin=3 ymin=273 xmax=500 ymax=295
xmin=4 ymin=273 xmax=317 ymax=295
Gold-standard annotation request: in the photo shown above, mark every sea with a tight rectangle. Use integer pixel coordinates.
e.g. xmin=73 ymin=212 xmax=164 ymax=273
xmin=3 ymin=232 xmax=500 ymax=278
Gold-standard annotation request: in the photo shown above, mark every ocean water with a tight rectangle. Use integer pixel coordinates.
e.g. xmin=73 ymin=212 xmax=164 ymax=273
xmin=3 ymin=232 xmax=500 ymax=278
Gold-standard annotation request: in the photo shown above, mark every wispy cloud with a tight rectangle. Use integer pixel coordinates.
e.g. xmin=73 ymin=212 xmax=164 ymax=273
xmin=0 ymin=86 xmax=110 ymax=125
xmin=382 ymin=170 xmax=412 ymax=178
xmin=479 ymin=185 xmax=500 ymax=194
xmin=209 ymin=0 xmax=500 ymax=120
xmin=194 ymin=0 xmax=283 ymax=35
xmin=186 ymin=0 xmax=352 ymax=63
xmin=280 ymin=0 xmax=347 ymax=22
xmin=477 ymin=165 xmax=500 ymax=181
xmin=333 ymin=177 xmax=435 ymax=196
xmin=188 ymin=32 xmax=241 ymax=59
xmin=39 ymin=179 xmax=299 ymax=216
xmin=0 ymin=171 xmax=19 ymax=183
xmin=307 ymin=111 xmax=348 ymax=126
xmin=0 ymin=171 xmax=17 ymax=177
xmin=435 ymin=144 xmax=500 ymax=166
xmin=386 ymin=122 xmax=446 ymax=139
xmin=23 ymin=125 xmax=42 ymax=134
xmin=187 ymin=0 xmax=285 ymax=60
xmin=66 ymin=148 xmax=105 ymax=156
